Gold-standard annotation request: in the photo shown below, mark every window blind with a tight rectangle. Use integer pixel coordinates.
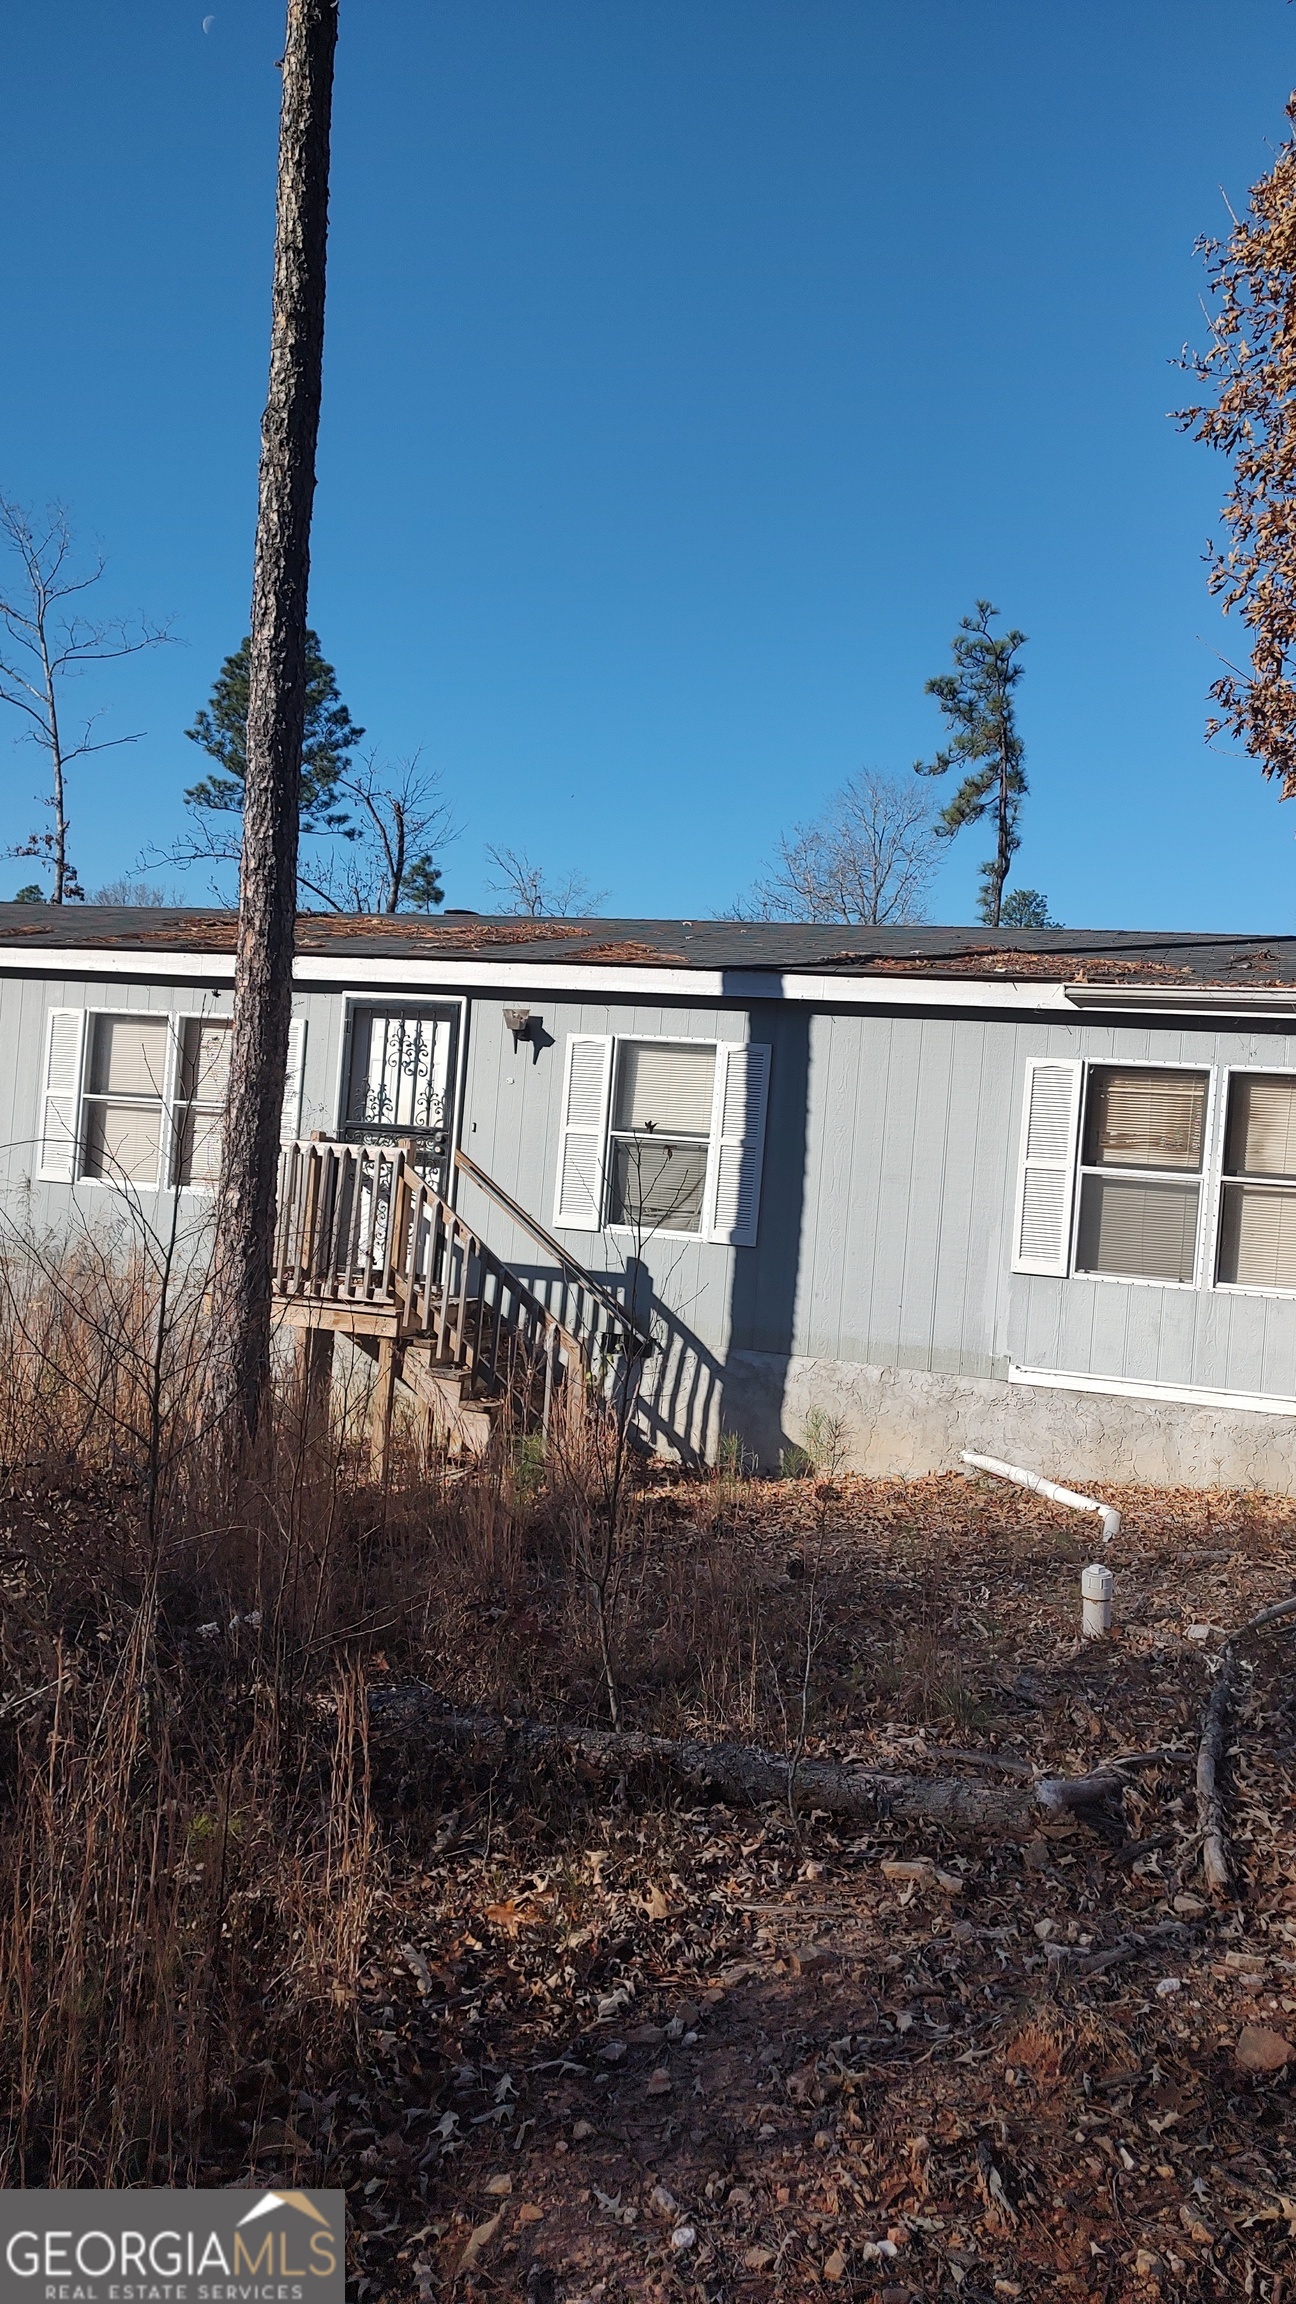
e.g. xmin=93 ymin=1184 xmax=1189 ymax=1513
xmin=1083 ymin=1068 xmax=1207 ymax=1173
xmin=1076 ymin=1175 xmax=1200 ymax=1283
xmin=608 ymin=1139 xmax=708 ymax=1232
xmin=87 ymin=1016 xmax=170 ymax=1100
xmin=82 ymin=1102 xmax=164 ymax=1184
xmin=1218 ymin=1181 xmax=1296 ymax=1290
xmin=1224 ymin=1074 xmax=1296 ymax=1180
xmin=179 ymin=1020 xmax=231 ymax=1104
xmin=613 ymin=1043 xmax=715 ymax=1137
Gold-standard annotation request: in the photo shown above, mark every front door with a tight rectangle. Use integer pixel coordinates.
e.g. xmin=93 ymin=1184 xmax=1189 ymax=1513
xmin=342 ymin=1005 xmax=460 ymax=1195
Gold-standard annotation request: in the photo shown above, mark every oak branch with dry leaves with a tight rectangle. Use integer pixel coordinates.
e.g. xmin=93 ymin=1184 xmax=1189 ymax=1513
xmin=1179 ymin=92 xmax=1296 ymax=790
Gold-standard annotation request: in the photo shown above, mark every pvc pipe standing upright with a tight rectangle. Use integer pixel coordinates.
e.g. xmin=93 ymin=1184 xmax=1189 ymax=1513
xmin=1081 ymin=1562 xmax=1114 ymax=1639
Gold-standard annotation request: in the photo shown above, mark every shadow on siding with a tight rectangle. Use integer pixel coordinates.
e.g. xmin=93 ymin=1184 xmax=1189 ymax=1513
xmin=502 ymin=993 xmax=811 ymax=1468
xmin=722 ymin=990 xmax=810 ymax=1469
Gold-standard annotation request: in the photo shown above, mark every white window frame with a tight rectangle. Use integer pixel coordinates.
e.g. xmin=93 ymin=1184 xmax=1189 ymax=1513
xmin=605 ymin=1035 xmax=718 ymax=1243
xmin=73 ymin=1009 xmax=187 ymax=1193
xmin=1012 ymin=1055 xmax=1225 ymax=1291
xmin=1212 ymin=1061 xmax=1296 ymax=1300
xmin=567 ymin=1032 xmax=767 ymax=1247
xmin=39 ymin=1005 xmax=307 ymax=1192
xmin=169 ymin=1015 xmax=238 ymax=1192
xmin=1068 ymin=1057 xmax=1217 ymax=1291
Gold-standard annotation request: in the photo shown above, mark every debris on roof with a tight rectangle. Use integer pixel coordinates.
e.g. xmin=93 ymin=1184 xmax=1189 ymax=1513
xmin=2 ymin=906 xmax=1296 ymax=988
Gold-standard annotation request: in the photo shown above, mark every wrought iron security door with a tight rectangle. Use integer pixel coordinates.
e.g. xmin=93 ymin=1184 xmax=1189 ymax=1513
xmin=342 ymin=1006 xmax=460 ymax=1196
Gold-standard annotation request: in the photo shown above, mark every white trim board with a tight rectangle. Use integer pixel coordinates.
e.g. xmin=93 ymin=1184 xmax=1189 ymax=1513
xmin=0 ymin=945 xmax=1085 ymax=1012
xmin=6 ymin=942 xmax=1296 ymax=1021
xmin=1008 ymin=1361 xmax=1296 ymax=1418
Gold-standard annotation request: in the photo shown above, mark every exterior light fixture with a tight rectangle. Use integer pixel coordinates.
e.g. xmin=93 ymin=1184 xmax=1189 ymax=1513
xmin=503 ymin=1006 xmax=534 ymax=1051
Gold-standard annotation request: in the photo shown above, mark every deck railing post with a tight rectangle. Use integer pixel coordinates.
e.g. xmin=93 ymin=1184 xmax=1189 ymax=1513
xmin=368 ymin=1335 xmax=397 ymax=1483
xmin=297 ymin=1323 xmax=335 ymax=1448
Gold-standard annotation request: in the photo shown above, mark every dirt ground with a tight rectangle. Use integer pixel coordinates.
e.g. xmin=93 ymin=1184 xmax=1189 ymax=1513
xmin=230 ymin=1474 xmax=1296 ymax=2303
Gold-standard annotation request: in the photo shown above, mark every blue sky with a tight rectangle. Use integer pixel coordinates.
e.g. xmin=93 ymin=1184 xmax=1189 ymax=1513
xmin=2 ymin=1 xmax=1295 ymax=927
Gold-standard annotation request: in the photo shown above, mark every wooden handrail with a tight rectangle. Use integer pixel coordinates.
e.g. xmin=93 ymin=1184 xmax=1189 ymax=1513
xmin=273 ymin=1141 xmax=612 ymax=1407
xmin=452 ymin=1147 xmax=653 ymax=1355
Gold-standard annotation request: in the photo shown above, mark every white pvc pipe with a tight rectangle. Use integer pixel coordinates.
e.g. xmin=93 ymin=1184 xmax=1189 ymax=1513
xmin=960 ymin=1451 xmax=1121 ymax=1545
xmin=1081 ymin=1562 xmax=1114 ymax=1638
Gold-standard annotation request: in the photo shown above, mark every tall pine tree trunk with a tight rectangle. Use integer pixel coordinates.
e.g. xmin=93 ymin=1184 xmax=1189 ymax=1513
xmin=211 ymin=0 xmax=339 ymax=1442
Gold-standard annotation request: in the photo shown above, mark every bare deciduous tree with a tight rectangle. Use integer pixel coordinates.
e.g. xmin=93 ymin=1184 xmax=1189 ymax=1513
xmin=92 ymin=878 xmax=186 ymax=907
xmin=741 ymin=769 xmax=940 ymax=925
xmin=485 ymin=845 xmax=608 ymax=918
xmin=297 ymin=754 xmax=455 ymax=912
xmin=1178 ymin=95 xmax=1296 ymax=791
xmin=163 ymin=749 xmax=453 ymax=913
xmin=0 ymin=499 xmax=170 ymax=904
xmin=211 ymin=0 xmax=339 ymax=1445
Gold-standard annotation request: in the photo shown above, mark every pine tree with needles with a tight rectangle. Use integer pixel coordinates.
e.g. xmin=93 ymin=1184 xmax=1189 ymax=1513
xmin=915 ymin=600 xmax=1028 ymax=928
xmin=185 ymin=630 xmax=362 ymax=834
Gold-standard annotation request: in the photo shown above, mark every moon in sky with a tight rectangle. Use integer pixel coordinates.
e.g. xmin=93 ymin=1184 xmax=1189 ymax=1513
xmin=202 ymin=13 xmax=215 ymax=29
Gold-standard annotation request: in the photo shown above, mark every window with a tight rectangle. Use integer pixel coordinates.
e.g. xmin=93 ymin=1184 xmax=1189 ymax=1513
xmin=1217 ymin=1072 xmax=1296 ymax=1290
xmin=1012 ymin=1058 xmax=1211 ymax=1285
xmin=606 ymin=1042 xmax=716 ymax=1235
xmin=173 ymin=1019 xmax=231 ymax=1187
xmin=80 ymin=1015 xmax=171 ymax=1184
xmin=36 ymin=1008 xmax=305 ymax=1188
xmin=553 ymin=1033 xmax=771 ymax=1245
xmin=1074 ymin=1066 xmax=1208 ymax=1283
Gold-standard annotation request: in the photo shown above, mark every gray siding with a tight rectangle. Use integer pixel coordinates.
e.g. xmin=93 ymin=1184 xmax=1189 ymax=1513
xmin=789 ymin=1009 xmax=1296 ymax=1402
xmin=6 ymin=962 xmax=1296 ymax=1472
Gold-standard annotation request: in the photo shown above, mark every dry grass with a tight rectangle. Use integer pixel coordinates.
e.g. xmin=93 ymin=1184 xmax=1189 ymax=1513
xmin=0 ymin=1244 xmax=811 ymax=2184
xmin=4 ymin=1242 xmax=1296 ymax=2304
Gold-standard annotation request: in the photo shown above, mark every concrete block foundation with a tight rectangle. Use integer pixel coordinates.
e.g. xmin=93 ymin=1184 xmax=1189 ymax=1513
xmin=721 ymin=1352 xmax=1296 ymax=1494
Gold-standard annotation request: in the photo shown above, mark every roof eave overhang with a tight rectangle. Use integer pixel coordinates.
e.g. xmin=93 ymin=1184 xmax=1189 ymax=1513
xmin=5 ymin=940 xmax=1292 ymax=1019
xmin=0 ymin=943 xmax=1082 ymax=1010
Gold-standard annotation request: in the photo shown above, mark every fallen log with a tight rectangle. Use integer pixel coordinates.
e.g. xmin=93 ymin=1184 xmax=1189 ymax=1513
xmin=368 ymin=1686 xmax=1134 ymax=1840
xmin=1196 ymin=1591 xmax=1296 ymax=1897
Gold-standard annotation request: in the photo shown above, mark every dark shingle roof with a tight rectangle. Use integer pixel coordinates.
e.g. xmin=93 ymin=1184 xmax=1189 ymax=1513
xmin=1 ymin=906 xmax=1295 ymax=984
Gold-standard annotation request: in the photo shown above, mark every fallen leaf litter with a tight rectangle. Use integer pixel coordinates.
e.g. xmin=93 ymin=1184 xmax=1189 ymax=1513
xmin=257 ymin=1475 xmax=1296 ymax=2299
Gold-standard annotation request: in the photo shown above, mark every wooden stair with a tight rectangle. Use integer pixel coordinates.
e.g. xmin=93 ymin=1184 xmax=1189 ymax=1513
xmin=399 ymin=1343 xmax=499 ymax=1460
xmin=271 ymin=1137 xmax=653 ymax=1477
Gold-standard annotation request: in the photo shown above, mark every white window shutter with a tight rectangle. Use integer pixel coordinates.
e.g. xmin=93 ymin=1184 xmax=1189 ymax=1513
xmin=1011 ymin=1057 xmax=1083 ymax=1275
xmin=554 ymin=1034 xmax=613 ymax=1230
xmin=280 ymin=1016 xmax=307 ymax=1142
xmin=38 ymin=1008 xmax=86 ymax=1182
xmin=706 ymin=1042 xmax=770 ymax=1247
